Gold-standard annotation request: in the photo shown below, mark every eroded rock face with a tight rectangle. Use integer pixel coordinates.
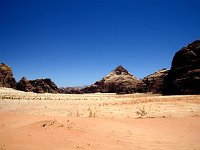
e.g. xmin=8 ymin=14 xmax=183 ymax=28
xmin=82 ymin=65 xmax=147 ymax=94
xmin=16 ymin=77 xmax=34 ymax=92
xmin=17 ymin=77 xmax=59 ymax=93
xmin=81 ymin=84 xmax=100 ymax=93
xmin=0 ymin=63 xmax=16 ymax=88
xmin=143 ymin=69 xmax=169 ymax=93
xmin=59 ymin=87 xmax=84 ymax=94
xmin=163 ymin=40 xmax=200 ymax=95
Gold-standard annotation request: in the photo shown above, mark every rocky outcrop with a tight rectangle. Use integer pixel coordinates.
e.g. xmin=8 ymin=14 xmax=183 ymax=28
xmin=17 ymin=77 xmax=59 ymax=93
xmin=0 ymin=63 xmax=17 ymax=88
xmin=16 ymin=77 xmax=34 ymax=92
xmin=82 ymin=65 xmax=147 ymax=94
xmin=163 ymin=40 xmax=200 ymax=95
xmin=59 ymin=87 xmax=84 ymax=94
xmin=143 ymin=69 xmax=169 ymax=93
xmin=81 ymin=84 xmax=100 ymax=93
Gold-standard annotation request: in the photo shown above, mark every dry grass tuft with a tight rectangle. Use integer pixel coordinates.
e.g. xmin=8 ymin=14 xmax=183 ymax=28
xmin=136 ymin=106 xmax=147 ymax=117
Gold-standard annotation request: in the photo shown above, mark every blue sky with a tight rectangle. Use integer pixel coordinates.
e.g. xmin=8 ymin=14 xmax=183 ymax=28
xmin=1 ymin=0 xmax=200 ymax=87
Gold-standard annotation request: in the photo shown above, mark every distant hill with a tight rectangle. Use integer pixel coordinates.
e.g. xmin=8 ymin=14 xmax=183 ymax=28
xmin=82 ymin=65 xmax=147 ymax=94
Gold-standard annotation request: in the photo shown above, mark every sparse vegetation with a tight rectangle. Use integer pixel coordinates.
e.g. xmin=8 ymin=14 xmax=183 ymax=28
xmin=88 ymin=107 xmax=96 ymax=118
xmin=88 ymin=107 xmax=93 ymax=117
xmin=0 ymin=88 xmax=200 ymax=119
xmin=136 ymin=106 xmax=147 ymax=117
xmin=76 ymin=107 xmax=80 ymax=117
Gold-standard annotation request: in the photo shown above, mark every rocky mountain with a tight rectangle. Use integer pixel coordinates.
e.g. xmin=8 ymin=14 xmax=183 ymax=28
xmin=17 ymin=77 xmax=59 ymax=93
xmin=0 ymin=63 xmax=17 ymax=88
xmin=82 ymin=65 xmax=147 ymax=94
xmin=163 ymin=40 xmax=200 ymax=95
xmin=143 ymin=69 xmax=169 ymax=93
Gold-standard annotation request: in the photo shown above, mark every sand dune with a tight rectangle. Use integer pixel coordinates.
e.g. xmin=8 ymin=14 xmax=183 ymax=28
xmin=0 ymin=87 xmax=200 ymax=150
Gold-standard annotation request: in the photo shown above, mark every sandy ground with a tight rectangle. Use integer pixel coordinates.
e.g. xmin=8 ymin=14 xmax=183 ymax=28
xmin=0 ymin=87 xmax=200 ymax=150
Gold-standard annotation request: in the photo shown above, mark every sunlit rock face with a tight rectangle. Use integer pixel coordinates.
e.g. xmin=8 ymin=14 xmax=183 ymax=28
xmin=82 ymin=65 xmax=147 ymax=94
xmin=0 ymin=63 xmax=17 ymax=88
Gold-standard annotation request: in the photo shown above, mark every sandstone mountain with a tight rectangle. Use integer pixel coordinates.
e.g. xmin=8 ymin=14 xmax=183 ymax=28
xmin=82 ymin=65 xmax=147 ymax=94
xmin=17 ymin=77 xmax=59 ymax=93
xmin=0 ymin=63 xmax=16 ymax=88
xmin=163 ymin=40 xmax=200 ymax=95
xmin=143 ymin=69 xmax=169 ymax=93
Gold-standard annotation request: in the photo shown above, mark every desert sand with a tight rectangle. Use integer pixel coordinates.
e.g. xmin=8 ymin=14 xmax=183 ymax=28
xmin=0 ymin=87 xmax=200 ymax=150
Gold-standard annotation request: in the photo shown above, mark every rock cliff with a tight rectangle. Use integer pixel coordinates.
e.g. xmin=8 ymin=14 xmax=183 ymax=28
xmin=143 ymin=69 xmax=169 ymax=93
xmin=163 ymin=40 xmax=200 ymax=95
xmin=0 ymin=63 xmax=16 ymax=88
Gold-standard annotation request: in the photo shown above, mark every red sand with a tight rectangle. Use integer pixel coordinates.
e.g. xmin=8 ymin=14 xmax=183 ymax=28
xmin=0 ymin=113 xmax=200 ymax=150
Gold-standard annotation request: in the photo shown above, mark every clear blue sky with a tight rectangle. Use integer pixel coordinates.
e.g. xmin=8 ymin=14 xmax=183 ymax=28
xmin=1 ymin=0 xmax=200 ymax=87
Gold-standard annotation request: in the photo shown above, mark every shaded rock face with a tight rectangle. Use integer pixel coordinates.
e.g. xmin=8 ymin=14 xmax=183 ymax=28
xmin=81 ymin=84 xmax=100 ymax=93
xmin=17 ymin=77 xmax=59 ymax=93
xmin=59 ymin=87 xmax=84 ymax=94
xmin=0 ymin=63 xmax=16 ymax=88
xmin=16 ymin=77 xmax=34 ymax=92
xmin=82 ymin=65 xmax=147 ymax=94
xmin=143 ymin=69 xmax=169 ymax=93
xmin=163 ymin=40 xmax=200 ymax=95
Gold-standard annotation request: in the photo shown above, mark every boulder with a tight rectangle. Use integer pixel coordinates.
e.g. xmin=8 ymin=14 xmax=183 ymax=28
xmin=0 ymin=63 xmax=16 ymax=88
xmin=143 ymin=69 xmax=169 ymax=93
xmin=163 ymin=40 xmax=200 ymax=95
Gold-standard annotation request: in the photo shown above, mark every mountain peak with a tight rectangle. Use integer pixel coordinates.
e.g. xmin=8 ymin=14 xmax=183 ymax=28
xmin=83 ymin=65 xmax=147 ymax=93
xmin=113 ymin=65 xmax=129 ymax=75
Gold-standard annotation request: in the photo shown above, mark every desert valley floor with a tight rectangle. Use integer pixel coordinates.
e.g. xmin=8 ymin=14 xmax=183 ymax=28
xmin=0 ymin=87 xmax=200 ymax=150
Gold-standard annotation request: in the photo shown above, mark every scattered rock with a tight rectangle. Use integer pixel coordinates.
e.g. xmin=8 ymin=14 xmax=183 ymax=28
xmin=163 ymin=40 xmax=200 ymax=95
xmin=0 ymin=63 xmax=17 ymax=88
xmin=38 ymin=119 xmax=64 ymax=128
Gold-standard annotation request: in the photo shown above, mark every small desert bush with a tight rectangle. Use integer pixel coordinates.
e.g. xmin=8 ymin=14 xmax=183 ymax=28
xmin=88 ymin=107 xmax=95 ymax=118
xmin=136 ymin=106 xmax=147 ymax=117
